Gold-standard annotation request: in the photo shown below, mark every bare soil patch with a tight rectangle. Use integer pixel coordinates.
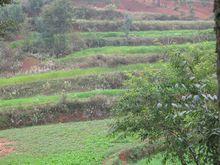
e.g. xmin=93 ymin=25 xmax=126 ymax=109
xmin=76 ymin=0 xmax=213 ymax=20
xmin=21 ymin=56 xmax=40 ymax=72
xmin=0 ymin=138 xmax=15 ymax=157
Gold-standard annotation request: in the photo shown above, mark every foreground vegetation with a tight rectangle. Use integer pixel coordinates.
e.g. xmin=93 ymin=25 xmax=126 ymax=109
xmin=0 ymin=120 xmax=133 ymax=164
xmin=112 ymin=44 xmax=219 ymax=164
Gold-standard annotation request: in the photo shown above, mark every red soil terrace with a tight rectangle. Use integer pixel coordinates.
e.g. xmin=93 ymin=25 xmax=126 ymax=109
xmin=0 ymin=139 xmax=15 ymax=157
xmin=75 ymin=0 xmax=213 ymax=20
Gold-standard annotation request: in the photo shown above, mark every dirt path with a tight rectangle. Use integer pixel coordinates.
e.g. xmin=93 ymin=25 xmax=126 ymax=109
xmin=0 ymin=139 xmax=15 ymax=157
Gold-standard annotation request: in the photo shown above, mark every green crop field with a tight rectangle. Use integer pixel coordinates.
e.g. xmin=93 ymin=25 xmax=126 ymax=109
xmin=80 ymin=29 xmax=213 ymax=39
xmin=0 ymin=89 xmax=124 ymax=111
xmin=0 ymin=63 xmax=165 ymax=88
xmin=58 ymin=41 xmax=215 ymax=62
xmin=0 ymin=120 xmax=134 ymax=164
xmin=10 ymin=29 xmax=214 ymax=50
xmin=0 ymin=120 xmax=170 ymax=164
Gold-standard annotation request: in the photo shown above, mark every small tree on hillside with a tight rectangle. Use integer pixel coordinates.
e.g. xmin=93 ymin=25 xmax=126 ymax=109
xmin=42 ymin=0 xmax=72 ymax=35
xmin=122 ymin=14 xmax=132 ymax=40
xmin=0 ymin=0 xmax=12 ymax=37
xmin=39 ymin=0 xmax=72 ymax=56
xmin=0 ymin=3 xmax=25 ymax=38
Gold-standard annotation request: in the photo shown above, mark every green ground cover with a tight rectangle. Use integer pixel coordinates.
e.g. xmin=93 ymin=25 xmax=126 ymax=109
xmin=0 ymin=120 xmax=135 ymax=164
xmin=80 ymin=29 xmax=213 ymax=39
xmin=0 ymin=89 xmax=124 ymax=111
xmin=58 ymin=41 xmax=214 ymax=62
xmin=10 ymin=29 xmax=213 ymax=49
xmin=0 ymin=63 xmax=165 ymax=88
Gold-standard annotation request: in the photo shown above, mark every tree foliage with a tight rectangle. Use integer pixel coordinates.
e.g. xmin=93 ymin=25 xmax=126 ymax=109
xmin=0 ymin=3 xmax=24 ymax=38
xmin=0 ymin=0 xmax=11 ymax=6
xmin=112 ymin=44 xmax=219 ymax=164
xmin=23 ymin=0 xmax=44 ymax=16
xmin=37 ymin=0 xmax=72 ymax=57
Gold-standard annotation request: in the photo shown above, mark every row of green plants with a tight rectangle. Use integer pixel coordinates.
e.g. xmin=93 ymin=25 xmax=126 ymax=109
xmin=0 ymin=89 xmax=123 ymax=111
xmin=80 ymin=29 xmax=213 ymax=39
xmin=0 ymin=120 xmax=142 ymax=164
xmin=10 ymin=29 xmax=214 ymax=57
xmin=0 ymin=63 xmax=165 ymax=87
xmin=58 ymin=41 xmax=214 ymax=62
xmin=0 ymin=73 xmax=127 ymax=100
xmin=72 ymin=20 xmax=213 ymax=32
xmin=0 ymin=95 xmax=116 ymax=129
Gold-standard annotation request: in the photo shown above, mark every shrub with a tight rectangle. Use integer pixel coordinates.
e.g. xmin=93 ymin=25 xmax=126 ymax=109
xmin=0 ymin=42 xmax=21 ymax=74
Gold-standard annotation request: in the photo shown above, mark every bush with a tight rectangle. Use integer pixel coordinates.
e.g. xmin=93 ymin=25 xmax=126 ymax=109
xmin=0 ymin=42 xmax=21 ymax=74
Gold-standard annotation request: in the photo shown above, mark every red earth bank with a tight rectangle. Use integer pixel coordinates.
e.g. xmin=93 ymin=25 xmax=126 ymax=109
xmin=75 ymin=0 xmax=213 ymax=20
xmin=0 ymin=139 xmax=15 ymax=157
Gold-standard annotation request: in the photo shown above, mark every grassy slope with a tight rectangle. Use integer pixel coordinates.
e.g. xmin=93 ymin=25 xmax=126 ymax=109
xmin=73 ymin=19 xmax=213 ymax=26
xmin=0 ymin=120 xmax=137 ymax=165
xmin=10 ymin=29 xmax=213 ymax=49
xmin=80 ymin=29 xmax=213 ymax=39
xmin=58 ymin=41 xmax=215 ymax=62
xmin=0 ymin=89 xmax=124 ymax=111
xmin=0 ymin=119 xmax=170 ymax=165
xmin=0 ymin=63 xmax=165 ymax=88
xmin=0 ymin=119 xmax=179 ymax=165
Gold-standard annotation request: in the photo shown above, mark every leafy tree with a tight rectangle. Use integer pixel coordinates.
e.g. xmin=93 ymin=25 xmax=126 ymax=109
xmin=38 ymin=0 xmax=72 ymax=56
xmin=41 ymin=0 xmax=72 ymax=35
xmin=0 ymin=3 xmax=25 ymax=37
xmin=112 ymin=44 xmax=219 ymax=164
xmin=0 ymin=0 xmax=11 ymax=37
xmin=122 ymin=14 xmax=132 ymax=39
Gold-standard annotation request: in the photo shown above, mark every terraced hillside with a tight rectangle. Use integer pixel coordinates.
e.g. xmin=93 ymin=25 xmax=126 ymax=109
xmin=0 ymin=0 xmax=215 ymax=164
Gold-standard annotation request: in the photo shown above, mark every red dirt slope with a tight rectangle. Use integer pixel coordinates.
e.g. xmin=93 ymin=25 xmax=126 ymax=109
xmin=0 ymin=139 xmax=15 ymax=157
xmin=75 ymin=0 xmax=213 ymax=20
